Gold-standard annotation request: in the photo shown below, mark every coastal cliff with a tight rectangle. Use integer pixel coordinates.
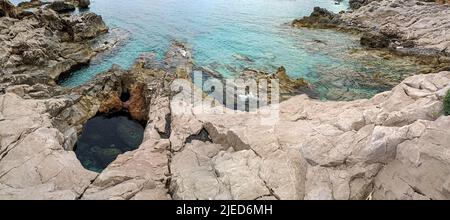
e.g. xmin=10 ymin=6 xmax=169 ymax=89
xmin=0 ymin=0 xmax=450 ymax=200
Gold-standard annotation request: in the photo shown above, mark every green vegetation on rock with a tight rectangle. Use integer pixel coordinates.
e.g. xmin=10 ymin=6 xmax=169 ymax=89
xmin=444 ymin=89 xmax=450 ymax=116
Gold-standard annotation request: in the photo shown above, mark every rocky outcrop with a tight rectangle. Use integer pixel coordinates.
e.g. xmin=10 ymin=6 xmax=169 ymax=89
xmin=293 ymin=0 xmax=450 ymax=62
xmin=0 ymin=0 xmax=17 ymax=18
xmin=166 ymin=71 xmax=450 ymax=200
xmin=0 ymin=8 xmax=109 ymax=91
xmin=292 ymin=7 xmax=342 ymax=29
xmin=342 ymin=0 xmax=450 ymax=59
xmin=123 ymin=84 xmax=148 ymax=121
xmin=17 ymin=0 xmax=46 ymax=10
xmin=372 ymin=117 xmax=450 ymax=199
xmin=1 ymin=1 xmax=450 ymax=200
xmin=45 ymin=1 xmax=76 ymax=13
xmin=77 ymin=0 xmax=90 ymax=9
xmin=0 ymin=37 xmax=449 ymax=199
xmin=237 ymin=66 xmax=316 ymax=101
xmin=349 ymin=0 xmax=380 ymax=9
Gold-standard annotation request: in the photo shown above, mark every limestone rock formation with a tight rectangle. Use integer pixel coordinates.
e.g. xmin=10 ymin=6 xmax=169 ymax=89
xmin=123 ymin=83 xmax=148 ymax=121
xmin=0 ymin=4 xmax=450 ymax=199
xmin=17 ymin=0 xmax=46 ymax=9
xmin=0 ymin=38 xmax=449 ymax=200
xmin=293 ymin=0 xmax=450 ymax=62
xmin=292 ymin=7 xmax=342 ymax=28
xmin=0 ymin=0 xmax=17 ymax=18
xmin=166 ymin=71 xmax=450 ymax=200
xmin=349 ymin=0 xmax=380 ymax=9
xmin=0 ymin=93 xmax=97 ymax=199
xmin=45 ymin=1 xmax=76 ymax=13
xmin=237 ymin=66 xmax=316 ymax=101
xmin=0 ymin=7 xmax=109 ymax=91
xmin=78 ymin=0 xmax=90 ymax=9
xmin=341 ymin=0 xmax=450 ymax=58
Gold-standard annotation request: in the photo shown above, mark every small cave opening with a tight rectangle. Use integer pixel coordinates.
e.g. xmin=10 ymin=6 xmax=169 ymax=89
xmin=120 ymin=90 xmax=130 ymax=102
xmin=185 ymin=127 xmax=212 ymax=143
xmin=73 ymin=111 xmax=145 ymax=173
xmin=55 ymin=62 xmax=90 ymax=85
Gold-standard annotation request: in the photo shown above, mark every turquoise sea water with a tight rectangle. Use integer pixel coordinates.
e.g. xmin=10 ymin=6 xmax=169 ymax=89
xmin=13 ymin=0 xmax=424 ymax=99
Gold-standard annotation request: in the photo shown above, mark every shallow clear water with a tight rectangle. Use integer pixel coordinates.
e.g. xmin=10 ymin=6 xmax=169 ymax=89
xmin=74 ymin=113 xmax=144 ymax=172
xmin=13 ymin=0 xmax=424 ymax=99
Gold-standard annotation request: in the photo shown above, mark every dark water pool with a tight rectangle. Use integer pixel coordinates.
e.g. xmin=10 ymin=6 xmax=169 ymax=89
xmin=74 ymin=112 xmax=144 ymax=173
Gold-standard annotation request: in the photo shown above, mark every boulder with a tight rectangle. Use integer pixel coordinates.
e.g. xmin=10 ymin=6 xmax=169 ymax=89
xmin=45 ymin=1 xmax=76 ymax=13
xmin=292 ymin=7 xmax=342 ymax=28
xmin=349 ymin=0 xmax=380 ymax=9
xmin=360 ymin=31 xmax=391 ymax=48
xmin=123 ymin=83 xmax=148 ymax=121
xmin=68 ymin=12 xmax=109 ymax=41
xmin=340 ymin=0 xmax=450 ymax=58
xmin=78 ymin=0 xmax=90 ymax=9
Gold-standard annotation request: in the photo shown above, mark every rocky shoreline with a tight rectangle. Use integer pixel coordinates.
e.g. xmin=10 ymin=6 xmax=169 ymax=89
xmin=0 ymin=0 xmax=113 ymax=94
xmin=1 ymin=0 xmax=450 ymax=200
xmin=293 ymin=0 xmax=450 ymax=70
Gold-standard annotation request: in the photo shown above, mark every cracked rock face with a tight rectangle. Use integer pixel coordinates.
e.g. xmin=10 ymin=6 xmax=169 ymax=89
xmin=166 ymin=70 xmax=450 ymax=200
xmin=293 ymin=0 xmax=450 ymax=63
xmin=0 ymin=7 xmax=108 ymax=92
xmin=342 ymin=0 xmax=450 ymax=58
xmin=2 ymin=47 xmax=449 ymax=199
xmin=0 ymin=93 xmax=97 ymax=199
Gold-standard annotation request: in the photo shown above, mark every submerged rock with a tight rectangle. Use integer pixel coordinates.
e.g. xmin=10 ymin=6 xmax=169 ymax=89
xmin=292 ymin=7 xmax=342 ymax=28
xmin=237 ymin=66 xmax=316 ymax=101
xmin=341 ymin=0 xmax=450 ymax=59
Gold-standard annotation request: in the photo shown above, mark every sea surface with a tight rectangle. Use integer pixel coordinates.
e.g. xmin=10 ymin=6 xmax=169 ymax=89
xmin=13 ymin=0 xmax=424 ymax=99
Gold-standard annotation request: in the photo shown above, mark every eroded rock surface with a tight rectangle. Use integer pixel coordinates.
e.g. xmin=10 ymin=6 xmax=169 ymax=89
xmin=0 ymin=7 xmax=449 ymax=199
xmin=0 ymin=93 xmax=97 ymax=199
xmin=293 ymin=0 xmax=450 ymax=62
xmin=0 ymin=7 xmax=109 ymax=92
xmin=0 ymin=0 xmax=17 ymax=18
xmin=166 ymin=70 xmax=450 ymax=200
xmin=341 ymin=0 xmax=450 ymax=58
